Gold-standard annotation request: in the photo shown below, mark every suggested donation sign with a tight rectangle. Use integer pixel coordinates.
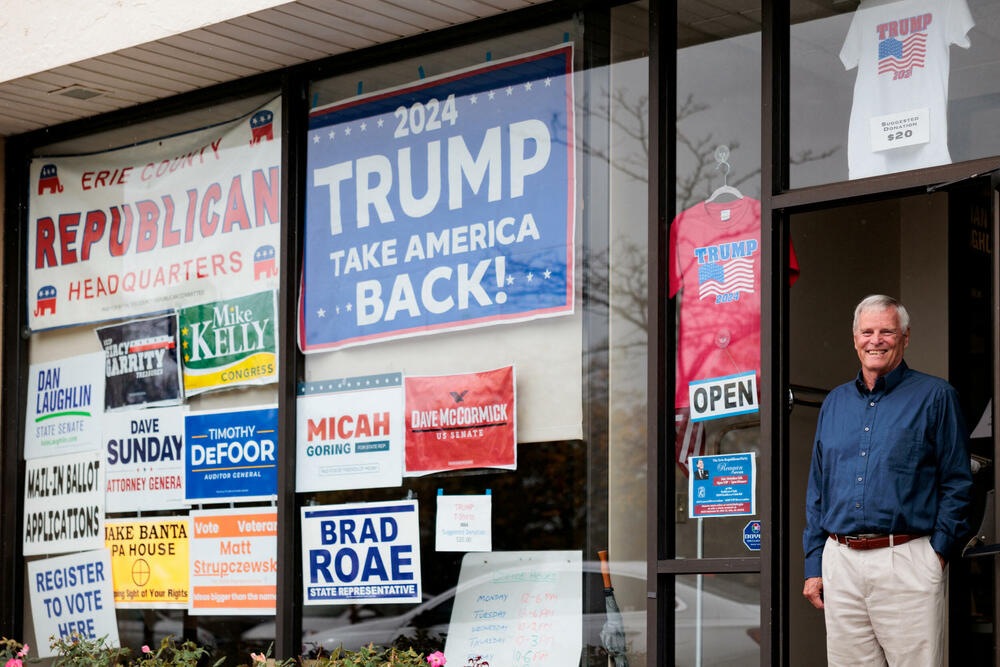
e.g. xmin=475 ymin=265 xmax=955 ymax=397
xmin=25 ymin=352 xmax=105 ymax=460
xmin=24 ymin=450 xmax=105 ymax=556
xmin=26 ymin=97 xmax=281 ymax=331
xmin=405 ymin=366 xmax=516 ymax=474
xmin=301 ymin=500 xmax=422 ymax=605
xmin=300 ymin=45 xmax=575 ymax=352
xmin=185 ymin=405 xmax=278 ymax=503
xmin=105 ymin=518 xmax=189 ymax=608
xmin=296 ymin=373 xmax=405 ymax=492
xmin=97 ymin=314 xmax=183 ymax=410
xmin=104 ymin=407 xmax=185 ymax=512
xmin=28 ymin=549 xmax=119 ymax=657
xmin=189 ymin=508 xmax=277 ymax=615
xmin=178 ymin=290 xmax=278 ymax=395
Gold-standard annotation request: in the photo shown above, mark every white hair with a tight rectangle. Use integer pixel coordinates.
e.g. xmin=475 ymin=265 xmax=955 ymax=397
xmin=853 ymin=294 xmax=910 ymax=332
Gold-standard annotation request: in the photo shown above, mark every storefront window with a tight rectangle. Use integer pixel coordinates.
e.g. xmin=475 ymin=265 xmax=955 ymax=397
xmin=790 ymin=0 xmax=1000 ymax=188
xmin=22 ymin=93 xmax=282 ymax=664
xmin=675 ymin=574 xmax=761 ymax=666
xmin=674 ymin=1 xmax=766 ymax=560
xmin=297 ymin=5 xmax=649 ymax=666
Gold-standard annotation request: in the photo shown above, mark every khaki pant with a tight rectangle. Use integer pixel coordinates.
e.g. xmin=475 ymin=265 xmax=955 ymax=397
xmin=822 ymin=536 xmax=946 ymax=666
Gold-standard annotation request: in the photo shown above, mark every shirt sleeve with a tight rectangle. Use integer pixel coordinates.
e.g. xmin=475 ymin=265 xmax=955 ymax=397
xmin=839 ymin=4 xmax=863 ymax=70
xmin=803 ymin=402 xmax=828 ymax=579
xmin=929 ymin=384 xmax=973 ymax=558
xmin=947 ymin=0 xmax=975 ymax=49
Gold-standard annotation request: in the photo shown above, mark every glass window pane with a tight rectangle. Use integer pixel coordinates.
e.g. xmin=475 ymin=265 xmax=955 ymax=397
xmin=790 ymin=0 xmax=1000 ymax=188
xmin=675 ymin=1 xmax=764 ymax=560
xmin=675 ymin=573 xmax=761 ymax=666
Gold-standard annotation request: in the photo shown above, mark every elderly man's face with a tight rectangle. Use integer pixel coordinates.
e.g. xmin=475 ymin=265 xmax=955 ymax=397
xmin=854 ymin=307 xmax=909 ymax=382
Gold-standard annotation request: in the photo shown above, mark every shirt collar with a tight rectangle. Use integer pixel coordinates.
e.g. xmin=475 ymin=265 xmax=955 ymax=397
xmin=855 ymin=359 xmax=909 ymax=395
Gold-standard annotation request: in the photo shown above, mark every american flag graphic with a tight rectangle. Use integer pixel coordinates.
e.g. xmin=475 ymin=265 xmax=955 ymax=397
xmin=698 ymin=257 xmax=754 ymax=300
xmin=878 ymin=32 xmax=927 ymax=75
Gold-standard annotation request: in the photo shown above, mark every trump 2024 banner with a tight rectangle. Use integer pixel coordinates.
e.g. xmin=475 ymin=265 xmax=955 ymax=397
xmin=300 ymin=45 xmax=575 ymax=352
xmin=301 ymin=500 xmax=422 ymax=605
xmin=25 ymin=352 xmax=105 ymax=460
xmin=97 ymin=314 xmax=183 ymax=410
xmin=405 ymin=365 xmax=516 ymax=475
xmin=296 ymin=373 xmax=405 ymax=492
xmin=27 ymin=98 xmax=281 ymax=332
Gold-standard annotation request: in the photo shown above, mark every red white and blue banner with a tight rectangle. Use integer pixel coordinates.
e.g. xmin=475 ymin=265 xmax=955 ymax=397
xmin=299 ymin=45 xmax=575 ymax=352
xmin=27 ymin=98 xmax=281 ymax=331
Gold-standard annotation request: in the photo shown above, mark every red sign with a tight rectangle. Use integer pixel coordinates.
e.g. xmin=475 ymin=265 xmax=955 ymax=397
xmin=405 ymin=366 xmax=516 ymax=474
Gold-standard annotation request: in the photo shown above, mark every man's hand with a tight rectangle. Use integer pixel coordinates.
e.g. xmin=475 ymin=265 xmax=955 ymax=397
xmin=937 ymin=553 xmax=945 ymax=570
xmin=803 ymin=576 xmax=824 ymax=610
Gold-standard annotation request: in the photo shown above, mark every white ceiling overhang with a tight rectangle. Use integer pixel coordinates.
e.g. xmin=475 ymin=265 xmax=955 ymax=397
xmin=0 ymin=0 xmax=544 ymax=138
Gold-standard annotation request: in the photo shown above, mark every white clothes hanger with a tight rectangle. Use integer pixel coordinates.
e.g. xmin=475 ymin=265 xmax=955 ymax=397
xmin=705 ymin=144 xmax=743 ymax=204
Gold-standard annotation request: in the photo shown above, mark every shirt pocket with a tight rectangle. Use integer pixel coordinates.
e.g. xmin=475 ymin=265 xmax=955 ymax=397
xmin=885 ymin=426 xmax=927 ymax=473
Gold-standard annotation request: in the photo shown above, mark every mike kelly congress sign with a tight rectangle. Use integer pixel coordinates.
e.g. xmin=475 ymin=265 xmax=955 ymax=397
xmin=300 ymin=45 xmax=575 ymax=352
xmin=27 ymin=97 xmax=281 ymax=331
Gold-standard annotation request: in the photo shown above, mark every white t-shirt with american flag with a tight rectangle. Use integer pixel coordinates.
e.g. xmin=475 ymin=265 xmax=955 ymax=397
xmin=840 ymin=0 xmax=974 ymax=179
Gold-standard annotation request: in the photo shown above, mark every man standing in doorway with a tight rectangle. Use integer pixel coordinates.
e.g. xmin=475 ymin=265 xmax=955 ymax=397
xmin=803 ymin=294 xmax=973 ymax=665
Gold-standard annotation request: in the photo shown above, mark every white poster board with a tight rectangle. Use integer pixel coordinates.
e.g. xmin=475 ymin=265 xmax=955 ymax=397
xmin=301 ymin=500 xmax=422 ymax=605
xmin=24 ymin=450 xmax=105 ymax=556
xmin=295 ymin=374 xmax=404 ymax=492
xmin=104 ymin=406 xmax=186 ymax=512
xmin=25 ymin=352 xmax=105 ymax=460
xmin=435 ymin=494 xmax=492 ymax=552
xmin=28 ymin=549 xmax=119 ymax=657
xmin=444 ymin=550 xmax=582 ymax=667
xmin=188 ymin=508 xmax=277 ymax=615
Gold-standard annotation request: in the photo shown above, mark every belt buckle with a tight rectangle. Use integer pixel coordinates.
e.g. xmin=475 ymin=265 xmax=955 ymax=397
xmin=843 ymin=534 xmax=871 ymax=548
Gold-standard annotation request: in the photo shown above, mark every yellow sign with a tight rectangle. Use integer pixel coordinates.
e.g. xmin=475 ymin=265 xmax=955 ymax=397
xmin=105 ymin=518 xmax=189 ymax=608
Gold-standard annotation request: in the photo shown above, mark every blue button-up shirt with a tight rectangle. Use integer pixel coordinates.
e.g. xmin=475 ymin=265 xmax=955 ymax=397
xmin=803 ymin=361 xmax=973 ymax=579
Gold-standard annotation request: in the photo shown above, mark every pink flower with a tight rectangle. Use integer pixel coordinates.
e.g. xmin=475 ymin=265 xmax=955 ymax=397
xmin=250 ymin=653 xmax=266 ymax=664
xmin=142 ymin=646 xmax=151 ymax=654
xmin=426 ymin=651 xmax=446 ymax=667
xmin=6 ymin=657 xmax=23 ymax=667
xmin=16 ymin=645 xmax=28 ymax=658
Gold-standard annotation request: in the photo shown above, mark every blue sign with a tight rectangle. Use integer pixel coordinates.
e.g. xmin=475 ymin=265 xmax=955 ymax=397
xmin=300 ymin=45 xmax=575 ymax=352
xmin=743 ymin=520 xmax=761 ymax=551
xmin=688 ymin=452 xmax=756 ymax=518
xmin=184 ymin=405 xmax=278 ymax=502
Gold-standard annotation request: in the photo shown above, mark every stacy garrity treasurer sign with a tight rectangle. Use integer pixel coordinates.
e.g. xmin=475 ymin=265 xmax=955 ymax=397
xmin=299 ymin=45 xmax=575 ymax=352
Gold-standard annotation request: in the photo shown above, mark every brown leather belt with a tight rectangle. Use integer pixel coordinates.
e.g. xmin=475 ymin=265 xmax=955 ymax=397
xmin=829 ymin=533 xmax=923 ymax=550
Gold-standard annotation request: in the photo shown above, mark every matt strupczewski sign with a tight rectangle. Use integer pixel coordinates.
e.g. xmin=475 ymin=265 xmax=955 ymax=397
xmin=105 ymin=518 xmax=189 ymax=608
xmin=189 ymin=508 xmax=277 ymax=615
xmin=97 ymin=314 xmax=183 ymax=410
xmin=178 ymin=290 xmax=278 ymax=396
xmin=405 ymin=365 xmax=516 ymax=474
xmin=104 ymin=407 xmax=185 ymax=512
xmin=24 ymin=450 xmax=105 ymax=556
xmin=27 ymin=97 xmax=281 ymax=331
xmin=296 ymin=373 xmax=404 ymax=492
xmin=302 ymin=500 xmax=422 ymax=605
xmin=185 ymin=405 xmax=278 ymax=503
xmin=28 ymin=549 xmax=119 ymax=657
xmin=300 ymin=45 xmax=575 ymax=352
xmin=25 ymin=352 xmax=105 ymax=460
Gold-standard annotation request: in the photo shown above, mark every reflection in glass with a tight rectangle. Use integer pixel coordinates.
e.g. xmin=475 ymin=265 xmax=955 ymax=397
xmin=675 ymin=574 xmax=761 ymax=667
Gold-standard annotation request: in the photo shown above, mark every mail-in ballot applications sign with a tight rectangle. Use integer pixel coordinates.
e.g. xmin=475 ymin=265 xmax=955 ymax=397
xmin=97 ymin=314 xmax=183 ymax=410
xmin=26 ymin=97 xmax=280 ymax=332
xmin=104 ymin=407 xmax=185 ymax=512
xmin=25 ymin=352 xmax=105 ymax=460
xmin=688 ymin=452 xmax=756 ymax=518
xmin=105 ymin=518 xmax=188 ymax=608
xmin=189 ymin=508 xmax=277 ymax=615
xmin=178 ymin=290 xmax=277 ymax=396
xmin=185 ymin=405 xmax=278 ymax=503
xmin=296 ymin=373 xmax=404 ymax=492
xmin=28 ymin=549 xmax=119 ymax=657
xmin=688 ymin=371 xmax=759 ymax=422
xmin=302 ymin=500 xmax=422 ymax=605
xmin=24 ymin=450 xmax=105 ymax=556
xmin=300 ymin=45 xmax=575 ymax=353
